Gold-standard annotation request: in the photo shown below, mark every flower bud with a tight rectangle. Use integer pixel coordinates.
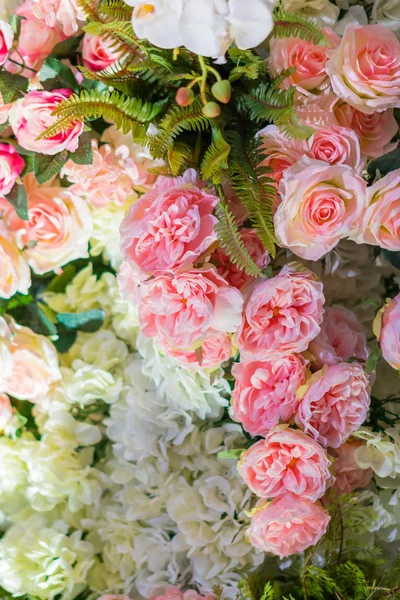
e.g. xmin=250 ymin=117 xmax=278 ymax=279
xmin=202 ymin=101 xmax=221 ymax=118
xmin=175 ymin=87 xmax=195 ymax=107
xmin=211 ymin=80 xmax=232 ymax=104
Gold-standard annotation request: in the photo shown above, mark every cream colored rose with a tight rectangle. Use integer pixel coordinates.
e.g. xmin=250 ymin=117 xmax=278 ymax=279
xmin=0 ymin=236 xmax=31 ymax=299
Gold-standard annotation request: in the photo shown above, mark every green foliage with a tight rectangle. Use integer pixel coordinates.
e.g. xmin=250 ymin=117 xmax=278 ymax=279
xmin=33 ymin=151 xmax=69 ymax=185
xmin=382 ymin=249 xmax=400 ymax=270
xmin=228 ymin=48 xmax=267 ymax=82
xmin=273 ymin=9 xmax=329 ymax=46
xmin=0 ymin=292 xmax=33 ymax=316
xmin=367 ymin=147 xmax=400 ymax=180
xmin=0 ymin=70 xmax=29 ymax=104
xmin=98 ymin=0 xmax=133 ymax=20
xmin=56 ymin=309 xmax=105 ymax=332
xmin=217 ymin=448 xmax=245 ymax=459
xmin=39 ymin=57 xmax=80 ymax=93
xmin=5 ymin=183 xmax=28 ymax=220
xmin=83 ymin=19 xmax=148 ymax=58
xmin=69 ymin=132 xmax=94 ymax=165
xmin=366 ymin=343 xmax=382 ymax=374
xmin=201 ymin=129 xmax=231 ymax=184
xmin=237 ymin=578 xmax=256 ymax=600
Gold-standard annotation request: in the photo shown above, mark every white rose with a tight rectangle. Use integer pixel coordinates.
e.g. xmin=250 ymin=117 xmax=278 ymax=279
xmin=372 ymin=0 xmax=400 ymax=32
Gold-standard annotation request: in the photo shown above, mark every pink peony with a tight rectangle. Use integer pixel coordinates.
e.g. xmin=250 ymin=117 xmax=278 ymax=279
xmin=238 ymin=426 xmax=333 ymax=501
xmin=230 ymin=354 xmax=307 ymax=437
xmin=0 ymin=20 xmax=14 ymax=66
xmin=257 ymin=125 xmax=305 ymax=189
xmin=139 ymin=267 xmax=243 ymax=350
xmin=236 ymin=266 xmax=324 ymax=360
xmin=120 ymin=169 xmax=219 ymax=276
xmin=6 ymin=174 xmax=92 ymax=275
xmin=32 ymin=0 xmax=85 ymax=36
xmin=9 ymin=89 xmax=84 ymax=156
xmin=333 ymin=440 xmax=373 ymax=495
xmin=82 ymin=33 xmax=122 ymax=71
xmin=357 ymin=169 xmax=400 ymax=251
xmin=0 ymin=392 xmax=12 ymax=433
xmin=309 ymin=305 xmax=368 ymax=369
xmin=2 ymin=317 xmax=61 ymax=403
xmin=269 ymin=30 xmax=339 ymax=95
xmin=327 ymin=24 xmax=400 ymax=114
xmin=274 ymin=157 xmax=367 ymax=260
xmin=0 ymin=144 xmax=24 ymax=196
xmin=160 ymin=329 xmax=232 ymax=370
xmin=296 ymin=363 xmax=371 ymax=448
xmin=212 ymin=229 xmax=270 ymax=290
xmin=306 ymin=126 xmax=364 ymax=173
xmin=378 ymin=293 xmax=400 ymax=371
xmin=0 ymin=236 xmax=31 ymax=299
xmin=249 ymin=494 xmax=330 ymax=557
xmin=334 ymin=103 xmax=398 ymax=158
xmin=150 ymin=587 xmax=214 ymax=600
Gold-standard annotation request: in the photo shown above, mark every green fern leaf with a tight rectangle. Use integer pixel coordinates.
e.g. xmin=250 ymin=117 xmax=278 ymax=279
xmin=166 ymin=142 xmax=193 ymax=175
xmin=201 ymin=129 xmax=231 ymax=184
xmin=228 ymin=48 xmax=267 ymax=82
xmin=215 ymin=202 xmax=263 ymax=278
xmin=83 ymin=20 xmax=147 ymax=58
xmin=273 ymin=9 xmax=329 ymax=46
xmin=77 ymin=0 xmax=100 ymax=20
xmin=98 ymin=0 xmax=133 ymax=20
xmin=259 ymin=583 xmax=276 ymax=600
xmin=238 ymin=83 xmax=295 ymax=122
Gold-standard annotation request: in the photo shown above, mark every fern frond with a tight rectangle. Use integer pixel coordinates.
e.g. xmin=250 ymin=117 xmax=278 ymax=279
xmin=236 ymin=578 xmax=256 ymax=600
xmin=77 ymin=0 xmax=100 ymax=20
xmin=278 ymin=109 xmax=314 ymax=140
xmin=201 ymin=129 xmax=230 ymax=184
xmin=83 ymin=20 xmax=147 ymax=58
xmin=39 ymin=90 xmax=164 ymax=140
xmin=147 ymin=165 xmax=175 ymax=177
xmin=228 ymin=48 xmax=267 ymax=82
xmin=259 ymin=583 xmax=276 ymax=600
xmin=238 ymin=83 xmax=295 ymax=122
xmin=215 ymin=202 xmax=263 ymax=278
xmin=273 ymin=9 xmax=329 ymax=46
xmin=99 ymin=0 xmax=132 ymax=20
xmin=166 ymin=142 xmax=193 ymax=175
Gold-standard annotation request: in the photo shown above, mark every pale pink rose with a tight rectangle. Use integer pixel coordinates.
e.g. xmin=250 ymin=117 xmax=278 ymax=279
xmin=160 ymin=329 xmax=232 ymax=370
xmin=150 ymin=587 xmax=213 ymax=600
xmin=6 ymin=174 xmax=92 ymax=274
xmin=357 ymin=169 xmax=400 ymax=251
xmin=97 ymin=596 xmax=132 ymax=600
xmin=309 ymin=305 xmax=368 ymax=369
xmin=32 ymin=0 xmax=85 ymax=36
xmin=0 ymin=236 xmax=31 ymax=298
xmin=3 ymin=317 xmax=61 ymax=403
xmin=334 ymin=103 xmax=398 ymax=158
xmin=0 ymin=144 xmax=24 ymax=196
xmin=230 ymin=354 xmax=307 ymax=437
xmin=257 ymin=125 xmax=305 ymax=190
xmin=0 ymin=392 xmax=13 ymax=433
xmin=326 ymin=24 xmax=400 ymax=114
xmin=61 ymin=140 xmax=153 ymax=208
xmin=0 ymin=96 xmax=13 ymax=127
xmin=274 ymin=157 xmax=367 ymax=261
xmin=0 ymin=20 xmax=14 ymax=66
xmin=306 ymin=126 xmax=364 ymax=173
xmin=236 ymin=266 xmax=325 ymax=360
xmin=9 ymin=89 xmax=84 ymax=156
xmin=139 ymin=267 xmax=243 ymax=350
xmin=212 ymin=229 xmax=270 ymax=290
xmin=333 ymin=440 xmax=373 ymax=495
xmin=238 ymin=427 xmax=333 ymax=501
xmin=296 ymin=363 xmax=371 ymax=448
xmin=249 ymin=494 xmax=330 ymax=557
xmin=121 ymin=169 xmax=219 ymax=276
xmin=269 ymin=30 xmax=339 ymax=95
xmin=82 ymin=33 xmax=122 ymax=71
xmin=379 ymin=293 xmax=400 ymax=370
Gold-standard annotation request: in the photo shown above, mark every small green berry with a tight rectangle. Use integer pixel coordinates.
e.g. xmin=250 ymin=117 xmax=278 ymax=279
xmin=175 ymin=87 xmax=195 ymax=107
xmin=211 ymin=80 xmax=232 ymax=104
xmin=202 ymin=101 xmax=221 ymax=118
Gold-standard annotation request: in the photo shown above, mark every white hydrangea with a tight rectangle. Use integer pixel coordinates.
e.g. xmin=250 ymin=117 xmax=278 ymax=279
xmin=89 ymin=202 xmax=128 ymax=268
xmin=282 ymin=0 xmax=339 ymax=27
xmin=372 ymin=0 xmax=400 ymax=32
xmin=43 ymin=264 xmax=107 ymax=314
xmin=0 ymin=516 xmax=96 ymax=600
xmin=353 ymin=427 xmax=400 ymax=481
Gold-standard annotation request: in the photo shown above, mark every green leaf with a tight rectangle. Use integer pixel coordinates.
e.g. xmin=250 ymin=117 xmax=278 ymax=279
xmin=53 ymin=330 xmax=77 ymax=353
xmin=0 ymin=71 xmax=29 ymax=104
xmin=50 ymin=35 xmax=82 ymax=58
xmin=33 ymin=150 xmax=69 ymax=184
xmin=69 ymin=132 xmax=93 ymax=165
xmin=273 ymin=8 xmax=329 ymax=45
xmin=10 ymin=15 xmax=23 ymax=40
xmin=201 ymin=129 xmax=231 ymax=184
xmin=5 ymin=183 xmax=28 ymax=220
xmin=37 ymin=302 xmax=58 ymax=337
xmin=382 ymin=249 xmax=400 ymax=270
xmin=46 ymin=265 xmax=77 ymax=293
xmin=218 ymin=449 xmax=245 ymax=459
xmin=39 ymin=57 xmax=80 ymax=93
xmin=57 ymin=309 xmax=105 ymax=332
xmin=366 ymin=344 xmax=382 ymax=374
xmin=21 ymin=153 xmax=35 ymax=177
xmin=367 ymin=147 xmax=400 ymax=180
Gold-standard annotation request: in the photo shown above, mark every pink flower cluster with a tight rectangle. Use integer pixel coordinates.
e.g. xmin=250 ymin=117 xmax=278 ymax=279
xmin=375 ymin=293 xmax=400 ymax=371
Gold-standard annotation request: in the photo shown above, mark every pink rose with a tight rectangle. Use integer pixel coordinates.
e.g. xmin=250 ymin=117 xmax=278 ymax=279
xmin=0 ymin=393 xmax=12 ymax=433
xmin=357 ymin=169 xmax=400 ymax=251
xmin=249 ymin=494 xmax=330 ymax=557
xmin=0 ymin=236 xmax=31 ymax=298
xmin=2 ymin=317 xmax=61 ymax=403
xmin=0 ymin=317 xmax=12 ymax=391
xmin=334 ymin=104 xmax=398 ymax=158
xmin=82 ymin=33 xmax=122 ymax=71
xmin=9 ymin=89 xmax=84 ymax=156
xmin=326 ymin=24 xmax=400 ymax=114
xmin=160 ymin=329 xmax=232 ymax=370
xmin=212 ymin=229 xmax=270 ymax=290
xmin=121 ymin=169 xmax=219 ymax=276
xmin=309 ymin=305 xmax=368 ymax=369
xmin=333 ymin=440 xmax=373 ymax=495
xmin=150 ymin=588 xmax=213 ymax=600
xmin=238 ymin=427 xmax=333 ymax=501
xmin=61 ymin=140 xmax=153 ymax=208
xmin=269 ymin=30 xmax=339 ymax=95
xmin=0 ymin=20 xmax=14 ymax=66
xmin=139 ymin=267 xmax=243 ymax=350
xmin=32 ymin=0 xmax=85 ymax=36
xmin=306 ymin=126 xmax=364 ymax=173
xmin=230 ymin=354 xmax=307 ymax=437
xmin=0 ymin=144 xmax=24 ymax=196
xmin=236 ymin=266 xmax=324 ymax=360
xmin=257 ymin=125 xmax=304 ymax=189
xmin=296 ymin=363 xmax=371 ymax=448
xmin=378 ymin=293 xmax=400 ymax=371
xmin=274 ymin=158 xmax=367 ymax=260
xmin=6 ymin=174 xmax=92 ymax=274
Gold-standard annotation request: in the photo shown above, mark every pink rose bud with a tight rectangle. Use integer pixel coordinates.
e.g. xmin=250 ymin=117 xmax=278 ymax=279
xmin=0 ymin=144 xmax=25 ymax=196
xmin=82 ymin=33 xmax=121 ymax=71
xmin=249 ymin=494 xmax=330 ymax=557
xmin=376 ymin=293 xmax=400 ymax=371
xmin=0 ymin=20 xmax=14 ymax=66
xmin=176 ymin=87 xmax=195 ymax=107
